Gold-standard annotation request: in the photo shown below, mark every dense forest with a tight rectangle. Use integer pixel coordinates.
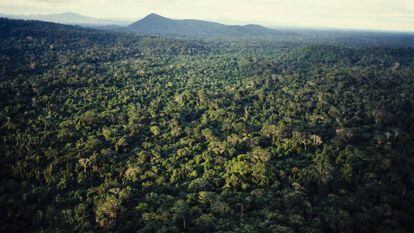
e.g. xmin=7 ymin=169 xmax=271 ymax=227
xmin=1 ymin=18 xmax=414 ymax=233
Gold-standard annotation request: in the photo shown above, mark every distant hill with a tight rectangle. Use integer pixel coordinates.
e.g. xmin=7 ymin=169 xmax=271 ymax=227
xmin=0 ymin=12 xmax=132 ymax=26
xmin=126 ymin=13 xmax=295 ymax=38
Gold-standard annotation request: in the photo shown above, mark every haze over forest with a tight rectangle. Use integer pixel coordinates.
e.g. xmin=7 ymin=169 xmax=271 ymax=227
xmin=1 ymin=0 xmax=414 ymax=32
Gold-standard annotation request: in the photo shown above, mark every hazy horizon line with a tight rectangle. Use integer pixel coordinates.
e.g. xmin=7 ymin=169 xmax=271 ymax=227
xmin=1 ymin=10 xmax=414 ymax=34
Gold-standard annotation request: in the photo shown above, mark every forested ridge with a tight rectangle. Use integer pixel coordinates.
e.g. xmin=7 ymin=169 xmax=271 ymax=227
xmin=1 ymin=18 xmax=414 ymax=233
xmin=124 ymin=13 xmax=296 ymax=39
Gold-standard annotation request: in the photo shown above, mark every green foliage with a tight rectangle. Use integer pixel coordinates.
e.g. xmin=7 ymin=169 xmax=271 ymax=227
xmin=1 ymin=18 xmax=414 ymax=233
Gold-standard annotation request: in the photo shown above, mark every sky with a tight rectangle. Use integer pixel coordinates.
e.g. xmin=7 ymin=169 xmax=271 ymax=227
xmin=0 ymin=0 xmax=413 ymax=32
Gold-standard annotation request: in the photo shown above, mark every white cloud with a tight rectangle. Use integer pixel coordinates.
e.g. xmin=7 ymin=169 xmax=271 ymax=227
xmin=0 ymin=0 xmax=413 ymax=31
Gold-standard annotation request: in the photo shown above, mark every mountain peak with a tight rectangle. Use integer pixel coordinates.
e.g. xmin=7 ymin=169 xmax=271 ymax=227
xmin=127 ymin=14 xmax=295 ymax=38
xmin=143 ymin=13 xmax=166 ymax=20
xmin=127 ymin=13 xmax=172 ymax=29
